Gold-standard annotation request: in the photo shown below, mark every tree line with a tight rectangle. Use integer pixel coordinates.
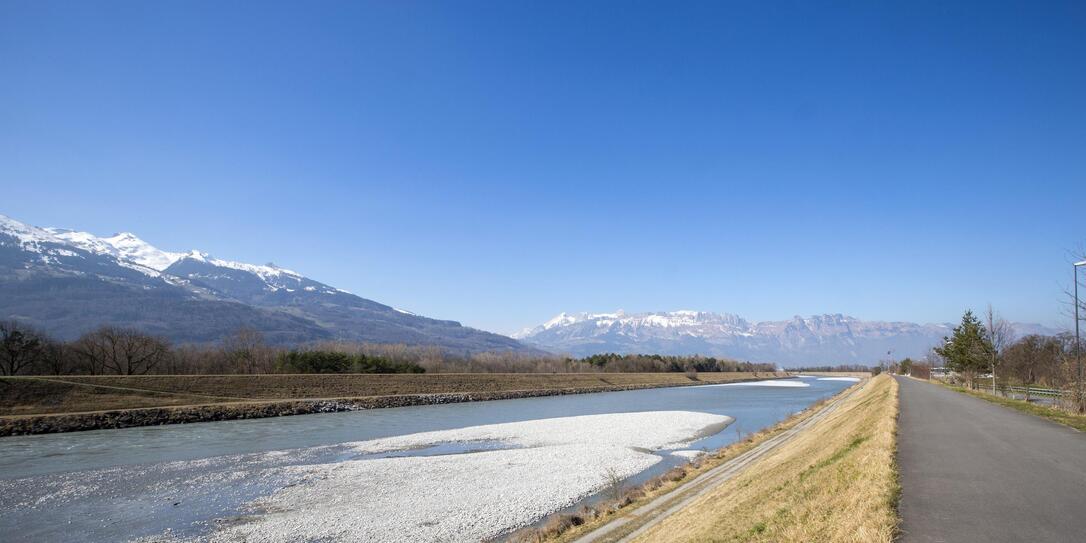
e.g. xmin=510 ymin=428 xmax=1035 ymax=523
xmin=0 ymin=322 xmax=429 ymax=376
xmin=0 ymin=321 xmax=772 ymax=376
xmin=794 ymin=364 xmax=873 ymax=373
xmin=923 ymin=308 xmax=1083 ymax=410
xmin=578 ymin=353 xmax=776 ymax=373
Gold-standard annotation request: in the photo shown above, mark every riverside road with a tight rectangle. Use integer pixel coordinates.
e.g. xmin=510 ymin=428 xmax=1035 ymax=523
xmin=895 ymin=376 xmax=1086 ymax=542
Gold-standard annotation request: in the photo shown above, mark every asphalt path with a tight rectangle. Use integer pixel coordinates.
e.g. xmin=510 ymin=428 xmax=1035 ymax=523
xmin=895 ymin=376 xmax=1086 ymax=542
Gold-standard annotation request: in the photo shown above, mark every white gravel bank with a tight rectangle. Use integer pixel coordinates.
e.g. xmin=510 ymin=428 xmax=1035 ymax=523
xmin=712 ymin=379 xmax=810 ymax=388
xmin=209 ymin=411 xmax=729 ymax=543
xmin=347 ymin=410 xmax=731 ymax=454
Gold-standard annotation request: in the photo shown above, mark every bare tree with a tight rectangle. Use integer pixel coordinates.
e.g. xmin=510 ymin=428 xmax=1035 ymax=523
xmin=1063 ymin=245 xmax=1086 ymax=322
xmin=925 ymin=347 xmax=944 ymax=380
xmin=72 ymin=327 xmax=171 ymax=375
xmin=1052 ymin=332 xmax=1086 ymax=412
xmin=37 ymin=340 xmax=74 ymax=375
xmin=222 ymin=327 xmax=273 ymax=374
xmin=602 ymin=467 xmax=625 ymax=502
xmin=0 ymin=320 xmax=48 ymax=376
xmin=1004 ymin=335 xmax=1062 ymax=402
xmin=170 ymin=344 xmax=231 ymax=374
xmin=985 ymin=305 xmax=1014 ymax=395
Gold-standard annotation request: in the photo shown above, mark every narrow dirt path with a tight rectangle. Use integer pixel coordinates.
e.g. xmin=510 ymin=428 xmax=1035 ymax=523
xmin=26 ymin=376 xmax=251 ymax=401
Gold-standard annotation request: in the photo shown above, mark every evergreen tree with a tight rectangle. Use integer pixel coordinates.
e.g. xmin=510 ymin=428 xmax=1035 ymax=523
xmin=934 ymin=310 xmax=993 ymax=388
xmin=899 ymin=358 xmax=914 ymax=376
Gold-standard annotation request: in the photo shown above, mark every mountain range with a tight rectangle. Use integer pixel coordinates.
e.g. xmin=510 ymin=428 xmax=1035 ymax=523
xmin=0 ymin=214 xmax=527 ymax=353
xmin=2 ymin=214 xmax=1063 ymax=365
xmin=514 ymin=310 xmax=1061 ymax=366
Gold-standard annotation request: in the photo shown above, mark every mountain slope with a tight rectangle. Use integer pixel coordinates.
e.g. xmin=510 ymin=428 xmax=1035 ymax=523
xmin=0 ymin=214 xmax=528 ymax=352
xmin=515 ymin=310 xmax=1060 ymax=366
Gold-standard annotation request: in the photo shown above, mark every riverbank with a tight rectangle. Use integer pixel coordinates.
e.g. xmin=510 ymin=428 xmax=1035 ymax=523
xmin=0 ymin=372 xmax=790 ymax=436
xmin=631 ymin=374 xmax=898 ymax=542
xmin=527 ymin=375 xmax=896 ymax=543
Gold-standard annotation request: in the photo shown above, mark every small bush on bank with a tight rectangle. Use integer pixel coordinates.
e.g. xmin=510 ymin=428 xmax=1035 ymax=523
xmin=664 ymin=466 xmax=687 ymax=482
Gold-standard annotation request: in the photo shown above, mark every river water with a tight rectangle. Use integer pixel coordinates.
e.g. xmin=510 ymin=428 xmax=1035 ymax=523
xmin=0 ymin=375 xmax=854 ymax=542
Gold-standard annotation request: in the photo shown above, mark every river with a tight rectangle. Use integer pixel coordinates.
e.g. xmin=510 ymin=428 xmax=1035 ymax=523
xmin=0 ymin=375 xmax=855 ymax=542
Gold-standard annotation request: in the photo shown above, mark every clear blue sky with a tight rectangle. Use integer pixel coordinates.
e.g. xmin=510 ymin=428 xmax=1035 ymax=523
xmin=2 ymin=1 xmax=1085 ymax=334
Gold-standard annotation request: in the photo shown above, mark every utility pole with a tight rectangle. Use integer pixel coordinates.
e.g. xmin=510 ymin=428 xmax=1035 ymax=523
xmin=1075 ymin=260 xmax=1086 ymax=411
xmin=988 ymin=306 xmax=998 ymax=396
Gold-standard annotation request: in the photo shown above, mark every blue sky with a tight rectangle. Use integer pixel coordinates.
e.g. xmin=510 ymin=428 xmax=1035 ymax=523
xmin=2 ymin=1 xmax=1085 ymax=334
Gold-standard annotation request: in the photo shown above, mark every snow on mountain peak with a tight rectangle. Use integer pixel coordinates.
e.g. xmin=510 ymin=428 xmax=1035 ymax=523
xmin=3 ymin=214 xmax=309 ymax=288
xmin=518 ymin=309 xmax=1062 ymax=364
xmin=101 ymin=232 xmax=184 ymax=271
xmin=47 ymin=228 xmax=184 ymax=272
xmin=544 ymin=312 xmax=581 ymax=329
xmin=205 ymin=257 xmax=302 ymax=280
xmin=513 ymin=309 xmax=742 ymax=339
xmin=0 ymin=213 xmax=61 ymax=247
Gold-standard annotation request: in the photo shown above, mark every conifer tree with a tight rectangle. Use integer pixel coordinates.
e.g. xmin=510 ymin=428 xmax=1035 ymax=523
xmin=934 ymin=310 xmax=993 ymax=388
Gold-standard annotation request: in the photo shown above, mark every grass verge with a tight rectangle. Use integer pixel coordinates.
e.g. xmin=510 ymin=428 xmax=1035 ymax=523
xmin=627 ymin=374 xmax=899 ymax=543
xmin=935 ymin=381 xmax=1086 ymax=432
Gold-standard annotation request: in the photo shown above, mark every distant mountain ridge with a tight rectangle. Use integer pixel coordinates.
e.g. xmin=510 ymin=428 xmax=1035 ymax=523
xmin=515 ymin=310 xmax=1061 ymax=366
xmin=0 ymin=214 xmax=529 ymax=353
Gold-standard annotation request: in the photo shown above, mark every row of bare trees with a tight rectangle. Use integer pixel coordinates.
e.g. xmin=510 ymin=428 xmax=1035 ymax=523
xmin=1 ymin=321 xmax=766 ymax=376
xmin=1001 ymin=334 xmax=1070 ymax=399
xmin=1 ymin=321 xmax=171 ymax=376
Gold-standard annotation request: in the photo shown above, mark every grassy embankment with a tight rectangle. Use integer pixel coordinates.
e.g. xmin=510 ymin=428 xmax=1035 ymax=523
xmin=0 ymin=372 xmax=787 ymax=417
xmin=524 ymin=374 xmax=898 ymax=543
xmin=935 ymin=381 xmax=1086 ymax=432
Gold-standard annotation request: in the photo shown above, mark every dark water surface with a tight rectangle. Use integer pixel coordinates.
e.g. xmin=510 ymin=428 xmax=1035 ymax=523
xmin=0 ymin=376 xmax=853 ymax=542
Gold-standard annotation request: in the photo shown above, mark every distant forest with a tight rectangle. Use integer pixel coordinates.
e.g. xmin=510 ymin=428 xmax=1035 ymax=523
xmin=0 ymin=321 xmax=777 ymax=376
xmin=793 ymin=364 xmax=873 ymax=373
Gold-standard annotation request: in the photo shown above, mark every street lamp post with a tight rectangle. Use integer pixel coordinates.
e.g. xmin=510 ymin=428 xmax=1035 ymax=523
xmin=1076 ymin=260 xmax=1086 ymax=410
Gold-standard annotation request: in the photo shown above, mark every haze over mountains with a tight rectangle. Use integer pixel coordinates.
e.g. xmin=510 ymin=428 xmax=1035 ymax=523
xmin=514 ymin=310 xmax=1060 ymax=365
xmin=0 ymin=214 xmax=526 ymax=353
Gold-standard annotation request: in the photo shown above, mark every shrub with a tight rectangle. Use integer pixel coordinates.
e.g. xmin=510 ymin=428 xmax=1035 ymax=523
xmin=620 ymin=487 xmax=646 ymax=505
xmin=274 ymin=350 xmax=425 ymax=374
xmin=664 ymin=466 xmax=687 ymax=482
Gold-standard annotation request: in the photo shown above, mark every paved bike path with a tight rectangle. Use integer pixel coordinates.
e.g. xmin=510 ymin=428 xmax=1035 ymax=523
xmin=895 ymin=376 xmax=1086 ymax=542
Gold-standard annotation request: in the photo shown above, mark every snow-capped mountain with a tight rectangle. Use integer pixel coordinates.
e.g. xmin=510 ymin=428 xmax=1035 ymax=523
xmin=515 ymin=310 xmax=1061 ymax=366
xmin=47 ymin=229 xmax=184 ymax=272
xmin=0 ymin=213 xmax=528 ymax=352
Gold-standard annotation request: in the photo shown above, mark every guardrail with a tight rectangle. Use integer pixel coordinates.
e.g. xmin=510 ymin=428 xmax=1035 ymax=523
xmin=997 ymin=385 xmax=1064 ymax=398
xmin=932 ymin=378 xmax=1066 ymax=400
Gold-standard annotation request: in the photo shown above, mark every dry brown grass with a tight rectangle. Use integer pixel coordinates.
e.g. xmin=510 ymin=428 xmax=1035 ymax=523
xmin=0 ymin=378 xmax=223 ymax=415
xmin=0 ymin=372 xmax=785 ymax=416
xmin=629 ymin=374 xmax=899 ymax=543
